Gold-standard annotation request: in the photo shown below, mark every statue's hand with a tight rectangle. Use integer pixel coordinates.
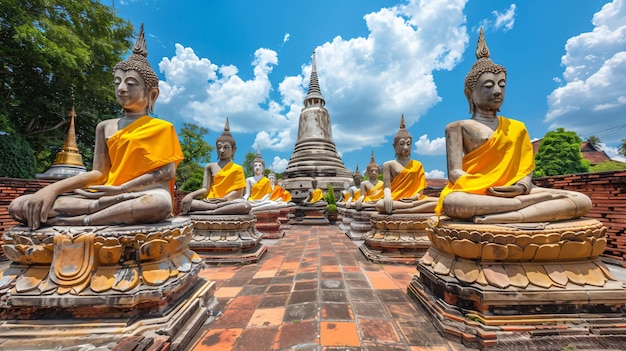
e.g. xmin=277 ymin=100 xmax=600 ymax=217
xmin=181 ymin=194 xmax=193 ymax=214
xmin=75 ymin=185 xmax=124 ymax=199
xmin=383 ymin=197 xmax=393 ymax=214
xmin=355 ymin=200 xmax=363 ymax=210
xmin=26 ymin=188 xmax=56 ymax=230
xmin=487 ymin=184 xmax=526 ymax=198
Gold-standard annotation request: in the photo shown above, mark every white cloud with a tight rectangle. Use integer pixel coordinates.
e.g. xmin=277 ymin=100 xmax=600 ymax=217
xmin=602 ymin=144 xmax=626 ymax=162
xmin=478 ymin=4 xmax=516 ymax=32
xmin=426 ymin=169 xmax=445 ymax=179
xmin=271 ymin=156 xmax=290 ymax=173
xmin=414 ymin=134 xmax=446 ymax=155
xmin=546 ymin=0 xmax=626 ymax=145
xmin=283 ymin=33 xmax=290 ymax=45
xmin=154 ymin=0 xmax=469 ymax=156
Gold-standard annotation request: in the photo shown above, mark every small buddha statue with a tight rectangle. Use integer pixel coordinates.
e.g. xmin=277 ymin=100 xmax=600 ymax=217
xmin=302 ymin=179 xmax=327 ymax=206
xmin=276 ymin=179 xmax=292 ymax=202
xmin=244 ymin=150 xmax=282 ymax=212
xmin=9 ymin=24 xmax=183 ymax=229
xmin=437 ymin=28 xmax=591 ymax=223
xmin=181 ymin=118 xmax=252 ymax=215
xmin=343 ymin=168 xmax=362 ymax=209
xmin=355 ymin=151 xmax=384 ymax=210
xmin=375 ymin=115 xmax=438 ymax=215
xmin=337 ymin=181 xmax=353 ymax=205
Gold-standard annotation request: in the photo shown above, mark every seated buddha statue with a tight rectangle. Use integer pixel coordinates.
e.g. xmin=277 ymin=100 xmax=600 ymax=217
xmin=355 ymin=151 xmax=384 ymax=210
xmin=243 ymin=151 xmax=282 ymax=212
xmin=276 ymin=179 xmax=292 ymax=202
xmin=343 ymin=168 xmax=362 ymax=209
xmin=180 ymin=118 xmax=251 ymax=215
xmin=9 ymin=24 xmax=183 ymax=230
xmin=302 ymin=179 xmax=327 ymax=206
xmin=268 ymin=172 xmax=292 ymax=205
xmin=437 ymin=28 xmax=591 ymax=224
xmin=375 ymin=115 xmax=438 ymax=215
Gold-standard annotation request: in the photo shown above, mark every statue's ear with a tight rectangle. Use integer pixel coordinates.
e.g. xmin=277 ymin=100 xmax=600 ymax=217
xmin=464 ymin=87 xmax=473 ymax=114
xmin=148 ymin=87 xmax=159 ymax=114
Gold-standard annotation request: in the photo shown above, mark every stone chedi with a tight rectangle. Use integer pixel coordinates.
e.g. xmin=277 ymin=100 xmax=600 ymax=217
xmin=1 ymin=24 xmax=209 ymax=350
xmin=181 ymin=118 xmax=267 ymax=264
xmin=282 ymin=51 xmax=352 ymax=203
xmin=36 ymin=100 xmax=87 ymax=180
xmin=243 ymin=150 xmax=284 ymax=239
xmin=359 ymin=115 xmax=437 ymax=264
xmin=409 ymin=29 xmax=626 ymax=349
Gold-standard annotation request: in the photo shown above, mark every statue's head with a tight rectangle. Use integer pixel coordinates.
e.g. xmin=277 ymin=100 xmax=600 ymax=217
xmin=393 ymin=114 xmax=412 ymax=158
xmin=113 ymin=24 xmax=159 ymax=115
xmin=353 ymin=166 xmax=362 ymax=186
xmin=268 ymin=171 xmax=276 ymax=185
xmin=253 ymin=149 xmax=265 ymax=176
xmin=464 ymin=28 xmax=507 ymax=114
xmin=311 ymin=179 xmax=318 ymax=189
xmin=366 ymin=150 xmax=379 ymax=180
xmin=216 ymin=117 xmax=236 ymax=161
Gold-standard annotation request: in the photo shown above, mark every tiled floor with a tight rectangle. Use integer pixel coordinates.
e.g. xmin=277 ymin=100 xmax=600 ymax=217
xmin=187 ymin=224 xmax=475 ymax=351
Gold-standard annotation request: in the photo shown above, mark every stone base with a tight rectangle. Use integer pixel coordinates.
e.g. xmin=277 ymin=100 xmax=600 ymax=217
xmin=292 ymin=206 xmax=329 ymax=225
xmin=408 ymin=217 xmax=626 ymax=349
xmin=0 ymin=278 xmax=216 ymax=351
xmin=359 ymin=213 xmax=433 ymax=264
xmin=188 ymin=214 xmax=268 ymax=265
xmin=346 ymin=209 xmax=375 ymax=240
xmin=278 ymin=207 xmax=293 ymax=233
xmin=253 ymin=210 xmax=283 ymax=239
xmin=338 ymin=207 xmax=353 ymax=233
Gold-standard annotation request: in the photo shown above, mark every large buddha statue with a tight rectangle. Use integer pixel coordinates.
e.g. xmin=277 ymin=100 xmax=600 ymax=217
xmin=436 ymin=29 xmax=591 ymax=224
xmin=9 ymin=24 xmax=183 ymax=229
xmin=375 ymin=115 xmax=437 ymax=215
xmin=355 ymin=151 xmax=384 ymax=210
xmin=181 ymin=118 xmax=251 ymax=215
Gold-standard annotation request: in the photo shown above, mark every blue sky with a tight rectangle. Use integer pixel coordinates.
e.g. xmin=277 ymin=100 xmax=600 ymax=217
xmin=114 ymin=0 xmax=626 ymax=178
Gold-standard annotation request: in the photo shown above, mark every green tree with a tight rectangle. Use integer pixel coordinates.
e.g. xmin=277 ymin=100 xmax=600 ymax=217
xmin=620 ymin=139 xmax=626 ymax=157
xmin=0 ymin=0 xmax=133 ymax=170
xmin=0 ymin=133 xmax=37 ymax=178
xmin=242 ymin=151 xmax=257 ymax=178
xmin=589 ymin=160 xmax=626 ymax=172
xmin=534 ymin=128 xmax=590 ymax=177
xmin=587 ymin=135 xmax=601 ymax=149
xmin=176 ymin=123 xmax=213 ymax=189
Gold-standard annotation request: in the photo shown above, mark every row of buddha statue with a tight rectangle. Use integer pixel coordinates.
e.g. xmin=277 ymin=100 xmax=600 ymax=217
xmin=3 ymin=24 xmax=622 ymax=349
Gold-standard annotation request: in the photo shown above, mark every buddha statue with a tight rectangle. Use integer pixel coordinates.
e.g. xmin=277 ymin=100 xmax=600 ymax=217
xmin=302 ymin=179 xmax=327 ymax=205
xmin=343 ymin=168 xmax=362 ymax=209
xmin=9 ymin=24 xmax=183 ymax=230
xmin=180 ymin=118 xmax=252 ymax=215
xmin=355 ymin=151 xmax=384 ymax=210
xmin=437 ymin=28 xmax=591 ymax=224
xmin=276 ymin=179 xmax=292 ymax=202
xmin=375 ymin=115 xmax=437 ymax=215
xmin=244 ymin=151 xmax=283 ymax=212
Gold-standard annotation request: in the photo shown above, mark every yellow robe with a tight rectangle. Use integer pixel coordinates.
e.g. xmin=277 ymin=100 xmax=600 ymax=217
xmin=309 ymin=188 xmax=324 ymax=203
xmin=207 ymin=162 xmax=246 ymax=199
xmin=435 ymin=116 xmax=535 ymax=216
xmin=282 ymin=190 xmax=292 ymax=202
xmin=351 ymin=189 xmax=361 ymax=203
xmin=249 ymin=177 xmax=272 ymax=200
xmin=269 ymin=185 xmax=285 ymax=201
xmin=363 ymin=181 xmax=384 ymax=202
xmin=390 ymin=160 xmax=427 ymax=201
xmin=99 ymin=115 xmax=183 ymax=197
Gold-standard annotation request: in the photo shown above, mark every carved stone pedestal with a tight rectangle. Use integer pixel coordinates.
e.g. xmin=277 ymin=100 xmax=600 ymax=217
xmin=359 ymin=213 xmax=432 ymax=264
xmin=292 ymin=205 xmax=329 ymax=225
xmin=346 ymin=209 xmax=376 ymax=241
xmin=0 ymin=217 xmax=213 ymax=350
xmin=278 ymin=206 xmax=293 ymax=232
xmin=253 ymin=209 xmax=283 ymax=239
xmin=408 ymin=218 xmax=626 ymax=349
xmin=188 ymin=214 xmax=267 ymax=264
xmin=338 ymin=207 xmax=353 ymax=233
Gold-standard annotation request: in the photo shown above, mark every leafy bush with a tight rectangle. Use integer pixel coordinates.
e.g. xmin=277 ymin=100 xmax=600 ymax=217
xmin=0 ymin=133 xmax=36 ymax=179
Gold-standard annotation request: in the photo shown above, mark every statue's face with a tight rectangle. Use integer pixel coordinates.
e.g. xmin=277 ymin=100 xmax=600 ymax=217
xmin=216 ymin=141 xmax=234 ymax=161
xmin=268 ymin=173 xmax=276 ymax=184
xmin=367 ymin=166 xmax=378 ymax=180
xmin=343 ymin=181 xmax=350 ymax=190
xmin=353 ymin=176 xmax=361 ymax=186
xmin=471 ymin=71 xmax=506 ymax=114
xmin=253 ymin=161 xmax=264 ymax=176
xmin=394 ymin=137 xmax=412 ymax=158
xmin=114 ymin=69 xmax=149 ymax=114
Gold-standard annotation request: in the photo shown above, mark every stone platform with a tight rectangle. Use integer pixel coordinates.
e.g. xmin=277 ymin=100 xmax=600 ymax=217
xmin=253 ymin=209 xmax=284 ymax=239
xmin=346 ymin=209 xmax=375 ymax=241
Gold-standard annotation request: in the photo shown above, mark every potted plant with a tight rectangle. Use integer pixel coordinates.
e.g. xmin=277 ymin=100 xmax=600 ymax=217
xmin=324 ymin=184 xmax=338 ymax=223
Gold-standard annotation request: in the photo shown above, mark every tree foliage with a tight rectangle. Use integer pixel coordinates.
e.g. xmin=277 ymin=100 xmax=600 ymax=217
xmin=620 ymin=139 xmax=626 ymax=157
xmin=242 ymin=151 xmax=256 ymax=178
xmin=0 ymin=133 xmax=37 ymax=178
xmin=534 ymin=128 xmax=590 ymax=177
xmin=176 ymin=123 xmax=212 ymax=189
xmin=0 ymin=0 xmax=133 ymax=170
xmin=587 ymin=135 xmax=601 ymax=149
xmin=589 ymin=160 xmax=626 ymax=172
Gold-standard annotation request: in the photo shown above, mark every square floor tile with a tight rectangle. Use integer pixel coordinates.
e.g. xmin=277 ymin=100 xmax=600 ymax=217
xmin=191 ymin=328 xmax=242 ymax=351
xmin=358 ymin=319 xmax=401 ymax=343
xmin=247 ymin=307 xmax=285 ymax=327
xmin=321 ymin=302 xmax=353 ymax=320
xmin=320 ymin=321 xmax=360 ymax=347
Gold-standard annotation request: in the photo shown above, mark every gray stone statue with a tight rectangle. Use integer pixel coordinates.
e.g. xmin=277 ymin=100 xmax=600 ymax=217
xmin=9 ymin=24 xmax=183 ymax=229
xmin=436 ymin=28 xmax=591 ymax=223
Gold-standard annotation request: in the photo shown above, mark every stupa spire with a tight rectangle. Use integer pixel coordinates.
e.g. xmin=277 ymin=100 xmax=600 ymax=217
xmin=304 ymin=51 xmax=324 ymax=107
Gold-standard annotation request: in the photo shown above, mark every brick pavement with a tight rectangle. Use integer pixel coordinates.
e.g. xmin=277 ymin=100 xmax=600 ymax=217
xmin=187 ymin=224 xmax=475 ymax=351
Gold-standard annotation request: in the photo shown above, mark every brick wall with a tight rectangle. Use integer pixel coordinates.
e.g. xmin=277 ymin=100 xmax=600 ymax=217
xmin=2 ymin=171 xmax=625 ymax=265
